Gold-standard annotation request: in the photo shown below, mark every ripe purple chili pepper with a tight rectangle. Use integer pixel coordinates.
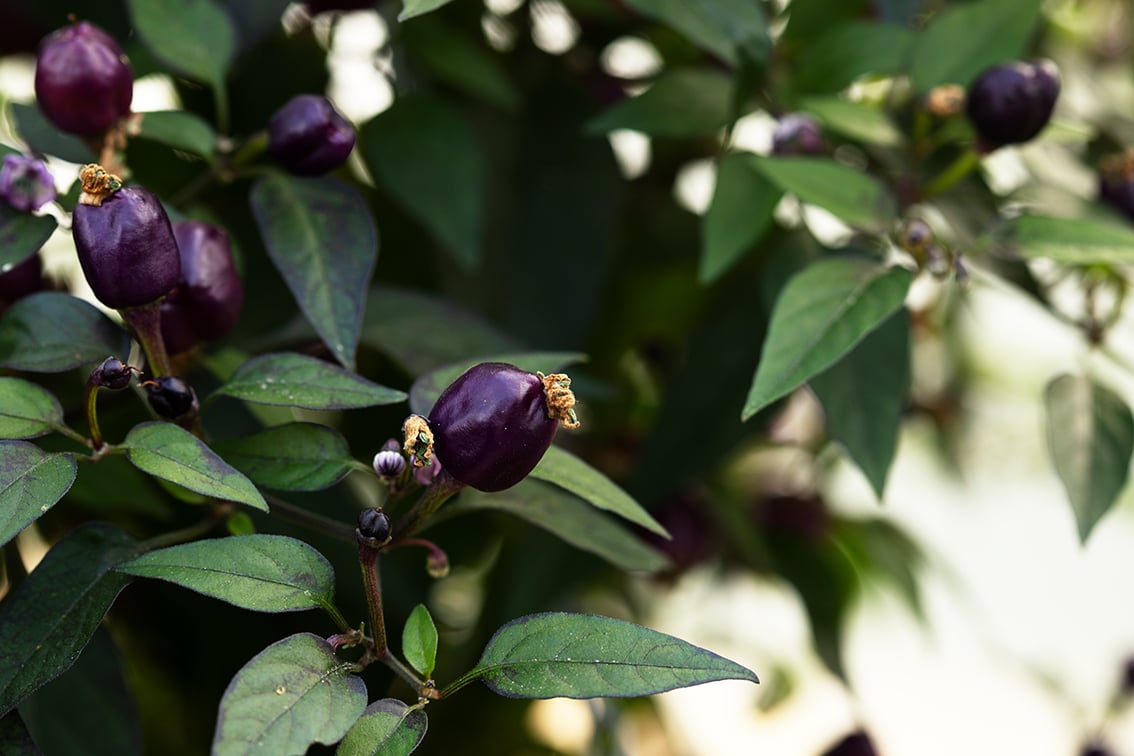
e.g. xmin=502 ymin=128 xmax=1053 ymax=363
xmin=160 ymin=220 xmax=244 ymax=355
xmin=965 ymin=59 xmax=1060 ymax=151
xmin=266 ymin=95 xmax=356 ymax=176
xmin=34 ymin=21 xmax=132 ymax=135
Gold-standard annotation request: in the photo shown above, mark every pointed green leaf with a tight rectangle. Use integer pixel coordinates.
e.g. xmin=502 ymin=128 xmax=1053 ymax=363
xmin=0 ymin=441 xmax=76 ymax=548
xmin=8 ymin=103 xmax=94 ymax=164
xmin=408 ymin=352 xmax=586 ymax=416
xmin=214 ymin=352 xmax=405 ymax=410
xmin=450 ymin=480 xmax=670 ymax=573
xmin=337 ymin=699 xmax=427 ymax=756
xmin=0 ymin=293 xmax=128 ymax=373
xmin=398 ymin=0 xmax=457 ymax=21
xmin=250 ymin=176 xmax=379 ymax=369
xmin=743 ymin=258 xmax=912 ymax=420
xmin=586 ymin=68 xmax=734 ymax=137
xmin=127 ymin=110 xmax=217 ymax=159
xmin=449 ymin=612 xmax=758 ymax=699
xmin=402 ymin=605 xmax=438 ymax=679
xmin=212 ymin=633 xmax=367 ymax=756
xmin=810 ymin=308 xmax=910 ymax=498
xmin=0 ymin=523 xmax=140 ymax=719
xmin=531 ymin=446 xmax=668 ymax=538
xmin=116 ymin=535 xmax=338 ymax=614
xmin=800 ymin=97 xmax=903 ymax=147
xmin=795 ymin=22 xmax=915 ymax=93
xmin=212 ymin=423 xmax=356 ymax=492
xmin=752 ymin=157 xmax=896 ymax=232
xmin=624 ymin=0 xmax=769 ymax=65
xmin=909 ymin=0 xmax=1043 ymax=91
xmin=0 ymin=205 xmax=56 ymax=270
xmin=0 ymin=378 xmax=64 ymax=439
xmin=1045 ymin=374 xmax=1134 ymax=542
xmin=1009 ymin=214 xmax=1134 ymax=265
xmin=122 ymin=422 xmax=267 ymax=511
xmin=402 ymin=18 xmax=519 ymax=111
xmin=126 ymin=0 xmax=236 ymax=96
xmin=359 ymin=96 xmax=483 ymax=271
xmin=700 ymin=153 xmax=782 ymax=284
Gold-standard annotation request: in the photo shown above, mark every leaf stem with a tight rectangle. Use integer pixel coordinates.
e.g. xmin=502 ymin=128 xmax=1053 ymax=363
xmin=83 ymin=381 xmax=105 ymax=449
xmin=263 ymin=494 xmax=357 ymax=544
xmin=358 ymin=536 xmax=387 ymax=655
xmin=379 ymin=648 xmax=433 ymax=697
xmin=924 ymin=147 xmax=981 ymax=198
xmin=119 ymin=300 xmax=172 ymax=378
xmin=392 ymin=469 xmax=466 ymax=541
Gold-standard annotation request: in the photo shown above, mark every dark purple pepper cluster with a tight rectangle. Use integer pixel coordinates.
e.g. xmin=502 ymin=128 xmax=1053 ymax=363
xmin=0 ymin=154 xmax=55 ymax=212
xmin=160 ymin=221 xmax=244 ymax=355
xmin=771 ymin=113 xmax=825 ymax=157
xmin=410 ymin=362 xmax=580 ymax=492
xmin=267 ymin=95 xmax=356 ymax=176
xmin=965 ymin=59 xmax=1060 ymax=152
xmin=34 ymin=21 xmax=132 ymax=135
xmin=144 ymin=376 xmax=197 ymax=419
xmin=72 ymin=164 xmax=180 ymax=310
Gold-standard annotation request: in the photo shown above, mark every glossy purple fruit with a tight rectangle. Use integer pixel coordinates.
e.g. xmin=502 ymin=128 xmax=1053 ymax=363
xmin=427 ymin=362 xmax=578 ymax=492
xmin=72 ymin=167 xmax=180 ymax=310
xmin=267 ymin=95 xmax=355 ymax=176
xmin=34 ymin=21 xmax=132 ymax=135
xmin=90 ymin=356 xmax=133 ymax=390
xmin=965 ymin=59 xmax=1060 ymax=151
xmin=0 ymin=253 xmax=45 ymax=305
xmin=160 ymin=221 xmax=244 ymax=354
xmin=145 ymin=375 xmax=196 ymax=419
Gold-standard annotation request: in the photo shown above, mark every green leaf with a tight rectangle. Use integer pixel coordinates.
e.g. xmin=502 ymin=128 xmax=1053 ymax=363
xmin=909 ymin=0 xmax=1043 ymax=91
xmin=212 ymin=423 xmax=356 ymax=492
xmin=450 ymin=480 xmax=670 ymax=573
xmin=212 ymin=633 xmax=367 ymax=756
xmin=408 ymin=352 xmax=586 ymax=416
xmin=0 ymin=711 xmax=38 ymax=756
xmin=624 ymin=0 xmax=769 ymax=66
xmin=743 ymin=258 xmax=913 ymax=420
xmin=8 ymin=103 xmax=95 ymax=164
xmin=0 ymin=523 xmax=140 ymax=719
xmin=0 ymin=378 xmax=63 ymax=439
xmin=122 ymin=422 xmax=267 ymax=511
xmin=585 ymin=68 xmax=734 ymax=137
xmin=250 ymin=175 xmax=379 ymax=369
xmin=359 ymin=96 xmax=484 ymax=271
xmin=449 ymin=612 xmax=758 ymax=699
xmin=810 ymin=308 xmax=910 ymax=498
xmin=127 ymin=110 xmax=217 ymax=158
xmin=1045 ymin=374 xmax=1134 ymax=542
xmin=795 ymin=22 xmax=915 ymax=93
xmin=0 ymin=205 xmax=56 ymax=271
xmin=532 ymin=446 xmax=668 ymax=538
xmin=800 ymin=97 xmax=903 ymax=147
xmin=0 ymin=441 xmax=76 ymax=548
xmin=751 ymin=157 xmax=896 ymax=232
xmin=402 ymin=18 xmax=519 ymax=111
xmin=337 ymin=699 xmax=427 ymax=756
xmin=398 ymin=0 xmax=456 ymax=21
xmin=0 ymin=293 xmax=129 ymax=373
xmin=1008 ymin=214 xmax=1134 ymax=265
xmin=126 ymin=0 xmax=236 ymax=102
xmin=214 ymin=352 xmax=405 ymax=410
xmin=402 ymin=605 xmax=438 ymax=679
xmin=117 ymin=535 xmax=338 ymax=614
xmin=700 ymin=153 xmax=782 ymax=284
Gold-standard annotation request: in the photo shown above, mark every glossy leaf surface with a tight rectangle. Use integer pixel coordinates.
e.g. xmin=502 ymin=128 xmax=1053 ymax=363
xmin=0 ymin=441 xmax=76 ymax=548
xmin=0 ymin=293 xmax=128 ymax=373
xmin=402 ymin=604 xmax=438 ymax=679
xmin=127 ymin=0 xmax=236 ymax=96
xmin=337 ymin=699 xmax=427 ymax=756
xmin=214 ymin=352 xmax=405 ymax=410
xmin=752 ymin=157 xmax=896 ymax=232
xmin=212 ymin=423 xmax=356 ymax=492
xmin=0 ymin=378 xmax=64 ymax=439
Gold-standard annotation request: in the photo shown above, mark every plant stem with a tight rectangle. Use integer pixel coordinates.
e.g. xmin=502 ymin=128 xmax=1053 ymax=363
xmin=392 ymin=469 xmax=466 ymax=541
xmin=263 ymin=494 xmax=357 ymax=544
xmin=380 ymin=648 xmax=431 ymax=694
xmin=924 ymin=147 xmax=981 ymax=198
xmin=120 ymin=300 xmax=172 ymax=378
xmin=83 ymin=382 xmax=104 ymax=449
xmin=358 ymin=537 xmax=387 ymax=655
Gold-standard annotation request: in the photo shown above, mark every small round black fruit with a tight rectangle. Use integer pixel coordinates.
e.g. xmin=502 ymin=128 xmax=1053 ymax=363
xmin=266 ymin=95 xmax=355 ymax=176
xmin=90 ymin=356 xmax=132 ymax=390
xmin=145 ymin=376 xmax=196 ymax=419
xmin=34 ymin=21 xmax=132 ymax=135
xmin=965 ymin=59 xmax=1060 ymax=151
xmin=357 ymin=508 xmax=391 ymax=543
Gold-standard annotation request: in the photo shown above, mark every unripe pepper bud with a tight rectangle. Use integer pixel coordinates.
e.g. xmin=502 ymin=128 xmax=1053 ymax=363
xmin=372 ymin=449 xmax=406 ymax=479
xmin=266 ymin=95 xmax=356 ymax=176
xmin=72 ymin=164 xmax=180 ymax=310
xmin=89 ymin=356 xmax=133 ymax=390
xmin=160 ymin=221 xmax=244 ymax=355
xmin=965 ymin=59 xmax=1060 ymax=152
xmin=34 ymin=21 xmax=132 ymax=135
xmin=357 ymin=508 xmax=391 ymax=544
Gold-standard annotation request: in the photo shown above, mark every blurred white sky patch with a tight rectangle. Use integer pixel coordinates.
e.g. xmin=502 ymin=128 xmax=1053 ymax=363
xmin=674 ymin=158 xmax=715 ymax=215
xmin=608 ymin=129 xmax=650 ymax=180
xmin=530 ymin=0 xmax=579 ymax=56
xmin=730 ymin=110 xmax=777 ymax=155
xmin=325 ymin=10 xmax=393 ymax=123
xmin=600 ymin=36 xmax=663 ymax=80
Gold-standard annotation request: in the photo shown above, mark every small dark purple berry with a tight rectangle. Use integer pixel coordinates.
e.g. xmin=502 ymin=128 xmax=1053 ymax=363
xmin=144 ymin=376 xmax=196 ymax=419
xmin=160 ymin=220 xmax=244 ymax=355
xmin=266 ymin=95 xmax=355 ymax=176
xmin=0 ymin=155 xmax=55 ymax=212
xmin=821 ymin=731 xmax=878 ymax=756
xmin=425 ymin=362 xmax=579 ymax=492
xmin=90 ymin=356 xmax=132 ymax=390
xmin=34 ymin=21 xmax=132 ymax=135
xmin=0 ymin=253 xmax=45 ymax=305
xmin=965 ymin=59 xmax=1060 ymax=151
xmin=72 ymin=164 xmax=180 ymax=310
xmin=772 ymin=113 xmax=825 ymax=157
xmin=372 ymin=449 xmax=406 ymax=479
xmin=357 ymin=508 xmax=391 ymax=543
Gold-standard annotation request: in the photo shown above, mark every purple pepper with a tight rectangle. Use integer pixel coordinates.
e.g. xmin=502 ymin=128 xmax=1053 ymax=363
xmin=72 ymin=164 xmax=180 ymax=310
xmin=266 ymin=95 xmax=356 ymax=176
xmin=34 ymin=21 xmax=132 ymax=135
xmin=426 ymin=362 xmax=579 ymax=492
xmin=160 ymin=220 xmax=244 ymax=354
xmin=0 ymin=253 xmax=45 ymax=305
xmin=965 ymin=59 xmax=1060 ymax=152
xmin=0 ymin=155 xmax=56 ymax=212
xmin=144 ymin=375 xmax=197 ymax=419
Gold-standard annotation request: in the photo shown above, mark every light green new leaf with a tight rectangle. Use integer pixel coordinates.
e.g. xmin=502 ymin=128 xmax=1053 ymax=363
xmin=0 ymin=378 xmax=63 ymax=439
xmin=402 ymin=605 xmax=438 ymax=679
xmin=1045 ymin=374 xmax=1134 ymax=542
xmin=122 ymin=422 xmax=267 ymax=511
xmin=0 ymin=441 xmax=76 ymax=548
xmin=700 ymin=152 xmax=782 ymax=284
xmin=214 ymin=352 xmax=405 ymax=410
xmin=1010 ymin=214 xmax=1134 ymax=265
xmin=117 ymin=535 xmax=338 ymax=615
xmin=586 ymin=68 xmax=734 ymax=137
xmin=752 ymin=157 xmax=896 ymax=232
xmin=337 ymin=699 xmax=427 ymax=756
xmin=743 ymin=258 xmax=912 ymax=420
xmin=212 ymin=634 xmax=367 ymax=756
xmin=446 ymin=612 xmax=758 ymax=699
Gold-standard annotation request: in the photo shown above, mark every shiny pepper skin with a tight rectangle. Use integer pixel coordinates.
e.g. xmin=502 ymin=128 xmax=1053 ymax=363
xmin=34 ymin=21 xmax=132 ymax=135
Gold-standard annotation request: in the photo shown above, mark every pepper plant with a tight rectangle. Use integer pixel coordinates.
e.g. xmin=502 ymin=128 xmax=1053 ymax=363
xmin=1 ymin=0 xmax=1132 ymax=754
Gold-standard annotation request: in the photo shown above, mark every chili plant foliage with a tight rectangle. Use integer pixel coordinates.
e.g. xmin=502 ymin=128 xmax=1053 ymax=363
xmin=1 ymin=0 xmax=1131 ymax=753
